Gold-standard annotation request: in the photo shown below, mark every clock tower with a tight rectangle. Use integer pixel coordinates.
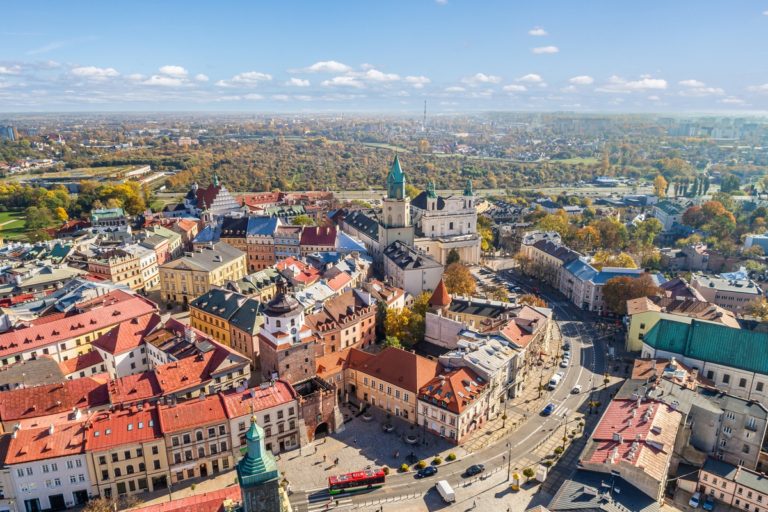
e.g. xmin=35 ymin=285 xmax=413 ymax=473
xmin=378 ymin=155 xmax=414 ymax=252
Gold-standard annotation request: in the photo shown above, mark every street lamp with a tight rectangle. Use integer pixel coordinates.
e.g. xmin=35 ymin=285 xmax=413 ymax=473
xmin=561 ymin=413 xmax=570 ymax=450
xmin=506 ymin=441 xmax=512 ymax=482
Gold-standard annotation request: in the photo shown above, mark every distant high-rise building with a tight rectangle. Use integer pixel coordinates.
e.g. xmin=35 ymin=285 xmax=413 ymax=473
xmin=0 ymin=126 xmax=17 ymax=142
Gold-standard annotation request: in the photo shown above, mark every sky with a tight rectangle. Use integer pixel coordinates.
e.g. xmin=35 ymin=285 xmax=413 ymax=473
xmin=2 ymin=1 xmax=768 ymax=113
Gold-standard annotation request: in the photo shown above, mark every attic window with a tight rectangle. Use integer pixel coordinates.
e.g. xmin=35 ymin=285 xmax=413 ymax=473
xmin=149 ymin=420 xmax=154 ymax=427
xmin=105 ymin=428 xmax=111 ymax=435
xmin=127 ymin=423 xmax=133 ymax=431
xmin=94 ymin=431 xmax=100 ymax=437
xmin=138 ymin=422 xmax=144 ymax=429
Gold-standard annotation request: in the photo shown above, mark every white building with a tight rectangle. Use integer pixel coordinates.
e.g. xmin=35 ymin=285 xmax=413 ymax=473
xmin=382 ymin=241 xmax=443 ymax=297
xmin=6 ymin=422 xmax=91 ymax=512
xmin=91 ymin=315 xmax=157 ymax=378
xmin=123 ymin=244 xmax=159 ymax=291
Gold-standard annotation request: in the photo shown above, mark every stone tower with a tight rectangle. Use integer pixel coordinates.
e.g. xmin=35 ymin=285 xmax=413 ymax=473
xmin=378 ymin=155 xmax=414 ymax=252
xmin=237 ymin=415 xmax=281 ymax=512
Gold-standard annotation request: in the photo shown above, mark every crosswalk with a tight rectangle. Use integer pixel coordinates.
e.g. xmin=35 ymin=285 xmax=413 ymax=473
xmin=305 ymin=495 xmax=353 ymax=512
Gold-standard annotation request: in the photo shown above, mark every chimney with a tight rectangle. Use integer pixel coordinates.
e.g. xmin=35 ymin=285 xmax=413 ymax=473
xmin=48 ymin=424 xmax=55 ymax=435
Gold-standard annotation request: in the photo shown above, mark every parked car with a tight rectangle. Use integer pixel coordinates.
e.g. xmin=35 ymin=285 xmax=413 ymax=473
xmin=562 ymin=350 xmax=571 ymax=359
xmin=563 ymin=342 xmax=571 ymax=351
xmin=415 ymin=466 xmax=438 ymax=479
xmin=560 ymin=358 xmax=570 ymax=368
xmin=542 ymin=403 xmax=556 ymax=416
xmin=464 ymin=464 xmax=485 ymax=477
xmin=571 ymin=384 xmax=582 ymax=394
xmin=689 ymin=491 xmax=701 ymax=508
xmin=703 ymin=495 xmax=715 ymax=511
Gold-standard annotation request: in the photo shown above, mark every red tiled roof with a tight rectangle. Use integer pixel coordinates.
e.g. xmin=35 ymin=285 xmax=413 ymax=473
xmin=59 ymin=350 xmax=104 ymax=376
xmin=300 ymin=226 xmax=337 ymax=247
xmin=175 ymin=219 xmax=199 ymax=233
xmin=429 ymin=279 xmax=451 ymax=308
xmin=0 ymin=377 xmax=109 ymax=423
xmin=92 ymin=313 xmax=162 ymax=355
xmin=418 ymin=367 xmax=487 ymax=414
xmin=155 ymin=352 xmax=218 ymax=395
xmin=86 ymin=407 xmax=162 ymax=451
xmin=196 ymin=184 xmax=221 ymax=209
xmin=5 ymin=421 xmax=87 ymax=464
xmin=108 ymin=371 xmax=162 ymax=405
xmin=348 ymin=347 xmax=439 ymax=393
xmin=158 ymin=394 xmax=227 ymax=432
xmin=500 ymin=319 xmax=535 ymax=349
xmin=315 ymin=348 xmax=353 ymax=380
xmin=0 ymin=291 xmax=156 ymax=358
xmin=132 ymin=487 xmax=241 ymax=512
xmin=326 ymin=272 xmax=352 ymax=292
xmin=238 ymin=192 xmax=283 ymax=208
xmin=276 ymin=257 xmax=320 ymax=285
xmin=219 ymin=380 xmax=296 ymax=418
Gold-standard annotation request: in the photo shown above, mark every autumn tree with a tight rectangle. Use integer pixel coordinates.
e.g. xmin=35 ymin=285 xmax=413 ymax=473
xmin=602 ymin=274 xmax=661 ymax=315
xmin=518 ymin=294 xmax=547 ymax=308
xmin=487 ymin=285 xmax=509 ymax=302
xmin=630 ymin=218 xmax=663 ymax=251
xmin=591 ymin=250 xmax=637 ymax=270
xmin=573 ymin=226 xmax=601 ymax=253
xmin=291 ymin=214 xmax=314 ymax=226
xmin=477 ymin=215 xmax=494 ymax=252
xmin=443 ymin=263 xmax=476 ymax=297
xmin=536 ymin=210 xmax=571 ymax=239
xmin=746 ymin=298 xmax=768 ymax=320
xmin=384 ymin=292 xmax=431 ymax=345
xmin=590 ymin=218 xmax=628 ymax=251
xmin=653 ymin=175 xmax=668 ymax=198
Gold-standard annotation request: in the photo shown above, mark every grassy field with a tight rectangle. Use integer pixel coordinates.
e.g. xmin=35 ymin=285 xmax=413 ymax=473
xmin=0 ymin=210 xmax=28 ymax=240
xmin=550 ymin=156 xmax=600 ymax=165
xmin=2 ymin=165 xmax=139 ymax=183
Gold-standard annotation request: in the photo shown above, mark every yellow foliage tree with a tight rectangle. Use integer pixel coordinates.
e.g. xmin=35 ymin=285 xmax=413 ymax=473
xmin=591 ymin=250 xmax=637 ymax=271
xmin=653 ymin=175 xmax=668 ymax=198
xmin=54 ymin=207 xmax=69 ymax=222
xmin=443 ymin=263 xmax=476 ymax=297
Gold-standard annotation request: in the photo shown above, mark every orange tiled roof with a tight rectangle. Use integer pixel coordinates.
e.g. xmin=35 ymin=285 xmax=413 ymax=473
xmin=5 ymin=421 xmax=87 ymax=464
xmin=429 ymin=279 xmax=451 ymax=308
xmin=58 ymin=350 xmax=104 ymax=375
xmin=131 ymin=487 xmax=241 ymax=512
xmin=0 ymin=377 xmax=109 ymax=423
xmin=418 ymin=367 xmax=487 ymax=414
xmin=158 ymin=394 xmax=227 ymax=432
xmin=219 ymin=380 xmax=296 ymax=418
xmin=92 ymin=313 xmax=162 ymax=355
xmin=348 ymin=347 xmax=439 ymax=393
xmin=86 ymin=407 xmax=162 ymax=451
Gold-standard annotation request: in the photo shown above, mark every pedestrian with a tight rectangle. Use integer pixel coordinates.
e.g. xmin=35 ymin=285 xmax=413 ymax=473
xmin=472 ymin=499 xmax=476 ymax=508
xmin=323 ymin=455 xmax=327 ymax=463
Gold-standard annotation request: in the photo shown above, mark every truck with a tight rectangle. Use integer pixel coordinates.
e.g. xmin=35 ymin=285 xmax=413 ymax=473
xmin=435 ymin=480 xmax=455 ymax=503
xmin=547 ymin=372 xmax=564 ymax=390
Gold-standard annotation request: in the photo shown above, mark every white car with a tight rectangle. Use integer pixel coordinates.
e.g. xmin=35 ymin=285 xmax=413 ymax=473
xmin=560 ymin=359 xmax=570 ymax=368
xmin=571 ymin=384 xmax=582 ymax=394
xmin=689 ymin=491 xmax=701 ymax=508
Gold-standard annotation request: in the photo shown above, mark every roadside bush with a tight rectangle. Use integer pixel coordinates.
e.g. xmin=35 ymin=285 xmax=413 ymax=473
xmin=416 ymin=460 xmax=427 ymax=469
xmin=432 ymin=457 xmax=442 ymax=465
xmin=382 ymin=466 xmax=390 ymax=475
xmin=523 ymin=467 xmax=535 ymax=481
xmin=399 ymin=463 xmax=409 ymax=473
xmin=446 ymin=453 xmax=457 ymax=461
xmin=554 ymin=446 xmax=564 ymax=456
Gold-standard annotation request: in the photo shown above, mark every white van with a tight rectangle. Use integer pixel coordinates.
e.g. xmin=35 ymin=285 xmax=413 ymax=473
xmin=436 ymin=480 xmax=455 ymax=503
xmin=548 ymin=372 xmax=564 ymax=390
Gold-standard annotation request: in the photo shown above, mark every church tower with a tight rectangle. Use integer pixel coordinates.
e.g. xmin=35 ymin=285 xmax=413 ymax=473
xmin=378 ymin=155 xmax=414 ymax=252
xmin=237 ymin=415 xmax=282 ymax=512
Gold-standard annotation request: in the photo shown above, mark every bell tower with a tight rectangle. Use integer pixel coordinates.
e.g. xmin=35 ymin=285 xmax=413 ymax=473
xmin=379 ymin=155 xmax=414 ymax=252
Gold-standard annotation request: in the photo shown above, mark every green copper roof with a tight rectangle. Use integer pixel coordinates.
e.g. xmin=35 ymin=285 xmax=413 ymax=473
xmin=644 ymin=319 xmax=768 ymax=374
xmin=464 ymin=179 xmax=474 ymax=196
xmin=426 ymin=180 xmax=437 ymax=199
xmin=213 ymin=172 xmax=220 ymax=188
xmin=237 ymin=416 xmax=279 ymax=488
xmin=386 ymin=155 xmax=406 ymax=200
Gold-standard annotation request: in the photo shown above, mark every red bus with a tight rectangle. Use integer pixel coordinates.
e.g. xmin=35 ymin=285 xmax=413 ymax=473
xmin=328 ymin=468 xmax=386 ymax=495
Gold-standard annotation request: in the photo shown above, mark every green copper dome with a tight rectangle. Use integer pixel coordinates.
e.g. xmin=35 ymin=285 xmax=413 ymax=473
xmin=426 ymin=180 xmax=437 ymax=199
xmin=237 ymin=415 xmax=279 ymax=488
xmin=464 ymin=179 xmax=474 ymax=196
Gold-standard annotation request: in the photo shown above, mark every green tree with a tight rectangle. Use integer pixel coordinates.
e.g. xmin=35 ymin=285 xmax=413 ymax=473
xmin=384 ymin=336 xmax=402 ymax=349
xmin=291 ymin=214 xmax=314 ymax=226
xmin=444 ymin=263 xmax=476 ymax=296
xmin=446 ymin=248 xmax=461 ymax=265
xmin=24 ymin=206 xmax=54 ymax=231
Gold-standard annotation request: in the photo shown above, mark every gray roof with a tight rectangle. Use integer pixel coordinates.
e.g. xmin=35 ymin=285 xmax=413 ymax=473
xmin=229 ymin=298 xmax=263 ymax=335
xmin=383 ymin=241 xmax=442 ymax=270
xmin=190 ymin=288 xmax=247 ymax=320
xmin=343 ymin=210 xmax=379 ymax=242
xmin=548 ymin=470 xmax=660 ymax=512
xmin=0 ymin=358 xmax=65 ymax=391
xmin=703 ymin=458 xmax=768 ymax=495
xmin=161 ymin=243 xmax=244 ymax=272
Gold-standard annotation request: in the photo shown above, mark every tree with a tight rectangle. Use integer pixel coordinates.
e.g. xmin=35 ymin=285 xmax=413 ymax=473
xmin=536 ymin=211 xmax=571 ymax=238
xmin=523 ymin=467 xmax=535 ymax=482
xmin=487 ymin=285 xmax=508 ymax=302
xmin=590 ymin=218 xmax=628 ymax=251
xmin=385 ymin=308 xmax=413 ymax=345
xmin=518 ymin=294 xmax=547 ymax=308
xmin=477 ymin=215 xmax=494 ymax=253
xmin=446 ymin=248 xmax=461 ymax=265
xmin=384 ymin=335 xmax=402 ymax=349
xmin=720 ymin=174 xmax=741 ymax=193
xmin=24 ymin=206 xmax=54 ymax=231
xmin=443 ymin=263 xmax=476 ymax=296
xmin=573 ymin=225 xmax=601 ymax=253
xmin=746 ymin=298 xmax=768 ymax=320
xmin=384 ymin=292 xmax=430 ymax=345
xmin=602 ymin=274 xmax=661 ymax=315
xmin=653 ymin=175 xmax=668 ymax=198
xmin=54 ymin=206 xmax=69 ymax=222
xmin=291 ymin=214 xmax=314 ymax=226
xmin=405 ymin=184 xmax=420 ymax=200
xmin=591 ymin=250 xmax=637 ymax=271
xmin=631 ymin=218 xmax=663 ymax=250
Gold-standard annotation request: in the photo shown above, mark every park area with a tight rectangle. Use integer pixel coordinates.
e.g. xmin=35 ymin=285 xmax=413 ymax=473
xmin=0 ymin=210 xmax=28 ymax=240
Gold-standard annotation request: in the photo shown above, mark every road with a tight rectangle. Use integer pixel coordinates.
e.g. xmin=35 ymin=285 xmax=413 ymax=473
xmin=288 ymin=270 xmax=609 ymax=511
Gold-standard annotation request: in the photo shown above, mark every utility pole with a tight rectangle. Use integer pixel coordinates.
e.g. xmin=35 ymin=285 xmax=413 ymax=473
xmin=506 ymin=441 xmax=512 ymax=481
xmin=562 ymin=413 xmax=570 ymax=450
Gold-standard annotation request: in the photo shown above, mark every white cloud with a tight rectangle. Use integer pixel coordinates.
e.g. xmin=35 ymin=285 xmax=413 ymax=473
xmin=71 ymin=66 xmax=119 ymax=80
xmin=143 ymin=75 xmax=185 ymax=86
xmin=445 ymin=86 xmax=466 ymax=92
xmin=528 ymin=27 xmax=547 ymax=36
xmin=764 ymin=10 xmax=768 ymax=15
xmin=359 ymin=69 xmax=399 ymax=82
xmin=295 ymin=95 xmax=313 ymax=101
xmin=502 ymin=84 xmax=527 ymax=92
xmin=532 ymin=46 xmax=559 ymax=54
xmin=194 ymin=74 xmax=209 ymax=82
xmin=243 ymin=93 xmax=263 ymax=100
xmin=321 ymin=76 xmax=365 ymax=88
xmin=159 ymin=65 xmax=188 ymax=78
xmin=126 ymin=73 xmax=145 ymax=81
xmin=517 ymin=73 xmax=543 ymax=83
xmin=0 ymin=65 xmax=21 ymax=75
xmin=569 ymin=75 xmax=594 ymax=85
xmin=404 ymin=76 xmax=431 ymax=89
xmin=648 ymin=95 xmax=661 ymax=101
xmin=679 ymin=79 xmax=705 ymax=88
xmin=747 ymin=83 xmax=768 ymax=93
xmin=720 ymin=97 xmax=746 ymax=105
xmin=272 ymin=94 xmax=290 ymax=101
xmin=436 ymin=0 xmax=448 ymax=4
xmin=286 ymin=77 xmax=310 ymax=87
xmin=596 ymin=75 xmax=668 ymax=93
xmin=461 ymin=73 xmax=501 ymax=85
xmin=304 ymin=60 xmax=351 ymax=73
xmin=217 ymin=71 xmax=273 ymax=87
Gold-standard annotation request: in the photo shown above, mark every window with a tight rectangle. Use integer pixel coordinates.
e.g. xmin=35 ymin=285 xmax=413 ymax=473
xmin=66 ymin=461 xmax=73 ymax=470
xmin=743 ymin=444 xmax=751 ymax=454
xmin=70 ymin=475 xmax=77 ymax=484
xmin=707 ymin=370 xmax=715 ymax=380
xmin=220 ymin=441 xmax=227 ymax=452
xmin=26 ymin=467 xmax=32 ymax=476
xmin=185 ymin=450 xmax=193 ymax=461
xmin=219 ymin=425 xmax=226 ymax=435
xmin=277 ymin=410 xmax=284 ymax=420
xmin=124 ymin=450 xmax=131 ymax=460
xmin=152 ymin=446 xmax=159 ymax=455
xmin=726 ymin=411 xmax=736 ymax=421
xmin=403 ymin=393 xmax=409 ymax=402
xmin=723 ymin=374 xmax=731 ymax=384
xmin=114 ymin=468 xmax=122 ymax=477
xmin=211 ymin=444 xmax=218 ymax=454
xmin=76 ymin=459 xmax=82 ymax=468
xmin=112 ymin=453 xmax=119 ymax=463
xmin=198 ymin=447 xmax=205 ymax=458
xmin=42 ymin=464 xmax=49 ymax=473
xmin=172 ymin=437 xmax=180 ymax=447
xmin=127 ymin=465 xmax=134 ymax=475
xmin=264 ymin=414 xmax=271 ymax=423
xmin=740 ymin=378 xmax=748 ymax=388
xmin=154 ymin=460 xmax=161 ymax=470
xmin=239 ymin=422 xmax=246 ymax=432
xmin=758 ymin=382 xmax=765 ymax=392
xmin=117 ymin=482 xmax=126 ymax=495
xmin=174 ymin=453 xmax=182 ymax=464
xmin=183 ymin=434 xmax=191 ymax=444
xmin=196 ymin=430 xmax=204 ymax=441
xmin=16 ymin=469 xmax=23 ymax=478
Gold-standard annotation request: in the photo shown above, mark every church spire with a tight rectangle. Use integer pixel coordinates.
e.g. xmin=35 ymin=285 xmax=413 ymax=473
xmin=427 ymin=180 xmax=437 ymax=199
xmin=212 ymin=172 xmax=220 ymax=188
xmin=464 ymin=178 xmax=474 ymax=196
xmin=386 ymin=155 xmax=406 ymax=200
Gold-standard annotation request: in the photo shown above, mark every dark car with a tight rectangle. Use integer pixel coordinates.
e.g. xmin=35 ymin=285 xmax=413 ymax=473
xmin=542 ymin=403 xmax=556 ymax=416
xmin=563 ymin=342 xmax=571 ymax=351
xmin=415 ymin=466 xmax=438 ymax=479
xmin=702 ymin=495 xmax=715 ymax=511
xmin=464 ymin=464 xmax=485 ymax=477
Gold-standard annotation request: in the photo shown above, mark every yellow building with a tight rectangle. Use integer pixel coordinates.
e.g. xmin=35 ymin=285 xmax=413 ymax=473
xmin=190 ymin=288 xmax=248 ymax=347
xmin=159 ymin=243 xmax=246 ymax=306
xmin=85 ymin=407 xmax=171 ymax=498
xmin=87 ymin=249 xmax=143 ymax=290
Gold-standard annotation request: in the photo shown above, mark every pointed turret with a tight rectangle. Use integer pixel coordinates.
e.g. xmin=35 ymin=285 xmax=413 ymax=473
xmin=429 ymin=278 xmax=452 ymax=309
xmin=386 ymin=155 xmax=406 ymax=200
xmin=427 ymin=180 xmax=437 ymax=199
xmin=464 ymin=178 xmax=474 ymax=196
xmin=237 ymin=414 xmax=279 ymax=489
xmin=213 ymin=172 xmax=220 ymax=188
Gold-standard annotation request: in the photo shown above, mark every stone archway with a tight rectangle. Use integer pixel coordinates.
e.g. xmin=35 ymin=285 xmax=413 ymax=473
xmin=314 ymin=422 xmax=330 ymax=439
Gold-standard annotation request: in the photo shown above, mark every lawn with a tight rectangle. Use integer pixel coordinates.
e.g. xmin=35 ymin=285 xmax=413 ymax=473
xmin=0 ymin=210 xmax=29 ymax=240
xmin=552 ymin=157 xmax=600 ymax=165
